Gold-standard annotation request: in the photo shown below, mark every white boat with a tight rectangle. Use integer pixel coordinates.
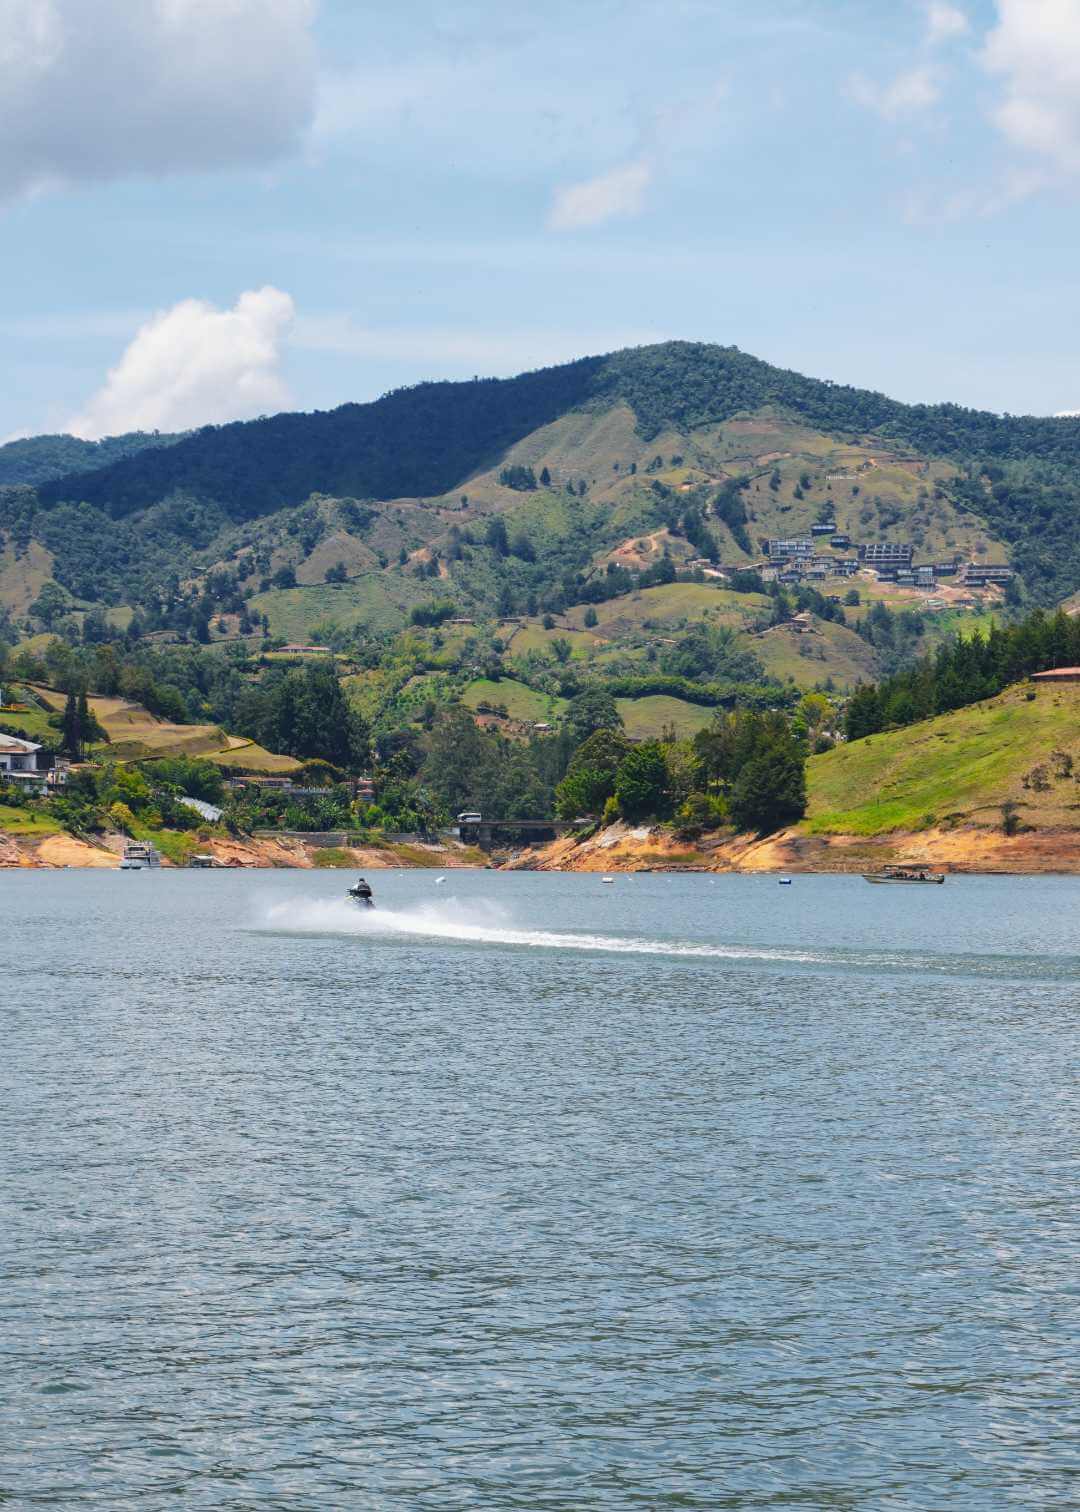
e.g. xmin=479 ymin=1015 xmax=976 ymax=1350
xmin=119 ymin=841 xmax=161 ymax=870
xmin=779 ymin=877 xmax=792 ymax=885
xmin=601 ymin=876 xmax=615 ymax=884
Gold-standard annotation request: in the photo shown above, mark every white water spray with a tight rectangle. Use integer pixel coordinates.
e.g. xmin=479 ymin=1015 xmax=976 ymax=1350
xmin=257 ymin=893 xmax=830 ymax=964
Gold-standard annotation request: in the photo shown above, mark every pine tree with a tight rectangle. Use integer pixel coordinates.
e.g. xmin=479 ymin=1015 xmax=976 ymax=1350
xmin=60 ymin=691 xmax=82 ymax=759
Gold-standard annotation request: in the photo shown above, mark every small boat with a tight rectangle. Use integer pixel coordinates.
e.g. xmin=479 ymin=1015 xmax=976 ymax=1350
xmin=863 ymin=865 xmax=944 ymax=885
xmin=778 ymin=877 xmax=792 ymax=885
xmin=347 ymin=877 xmax=375 ymax=907
xmin=601 ymin=876 xmax=615 ymax=884
xmin=435 ymin=876 xmax=446 ymax=885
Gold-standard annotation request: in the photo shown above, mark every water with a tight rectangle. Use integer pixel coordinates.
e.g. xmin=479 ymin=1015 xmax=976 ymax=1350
xmin=3 ymin=870 xmax=1079 ymax=1508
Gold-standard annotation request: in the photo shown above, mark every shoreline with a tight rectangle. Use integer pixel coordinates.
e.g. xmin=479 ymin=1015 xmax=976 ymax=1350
xmin=6 ymin=820 xmax=1080 ymax=874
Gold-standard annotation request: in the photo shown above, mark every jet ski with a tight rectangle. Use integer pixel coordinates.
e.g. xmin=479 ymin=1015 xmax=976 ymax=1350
xmin=347 ymin=877 xmax=375 ymax=907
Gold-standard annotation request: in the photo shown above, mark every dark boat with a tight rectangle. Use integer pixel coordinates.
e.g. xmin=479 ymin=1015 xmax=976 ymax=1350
xmin=862 ymin=865 xmax=944 ymax=884
xmin=347 ymin=878 xmax=375 ymax=907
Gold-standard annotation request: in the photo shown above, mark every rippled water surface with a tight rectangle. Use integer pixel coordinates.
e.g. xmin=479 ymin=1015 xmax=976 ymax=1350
xmin=3 ymin=869 xmax=1080 ymax=1508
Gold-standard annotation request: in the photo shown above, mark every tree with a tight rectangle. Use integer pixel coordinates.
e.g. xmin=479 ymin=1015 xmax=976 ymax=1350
xmin=510 ymin=532 xmax=535 ymax=562
xmin=325 ymin=562 xmax=348 ymax=583
xmin=614 ymin=741 xmax=669 ymax=820
xmin=566 ymin=687 xmax=622 ymax=744
xmin=845 ymin=684 xmax=883 ymax=741
xmin=272 ymin=565 xmax=297 ymax=589
xmin=583 ymin=606 xmax=598 ymax=628
xmin=539 ymin=465 xmax=551 ymax=486
xmin=485 ymin=517 xmax=509 ymax=556
xmin=60 ymin=691 xmax=81 ymax=758
xmin=730 ymin=740 xmax=806 ymax=834
xmin=555 ymin=728 xmax=630 ymax=817
xmin=77 ymin=690 xmax=107 ymax=746
xmin=29 ymin=581 xmax=68 ymax=629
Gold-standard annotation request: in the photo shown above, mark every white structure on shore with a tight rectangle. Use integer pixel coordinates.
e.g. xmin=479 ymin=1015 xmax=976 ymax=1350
xmin=0 ymin=736 xmax=69 ymax=795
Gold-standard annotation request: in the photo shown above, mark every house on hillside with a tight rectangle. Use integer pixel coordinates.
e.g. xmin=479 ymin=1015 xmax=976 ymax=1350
xmin=0 ymin=736 xmax=67 ymax=795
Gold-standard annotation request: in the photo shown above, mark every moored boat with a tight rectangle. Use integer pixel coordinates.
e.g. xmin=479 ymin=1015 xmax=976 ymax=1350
xmin=119 ymin=841 xmax=161 ymax=870
xmin=862 ymin=865 xmax=944 ymax=884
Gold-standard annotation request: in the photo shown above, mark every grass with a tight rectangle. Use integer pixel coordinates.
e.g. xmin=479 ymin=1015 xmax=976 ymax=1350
xmin=805 ymin=683 xmax=1080 ymax=835
xmin=507 ymin=624 xmax=600 ymax=658
xmin=250 ymin=577 xmax=419 ymax=640
xmin=0 ymin=803 xmax=62 ymax=836
xmin=203 ymin=741 xmax=303 ymax=774
xmin=312 ymin=847 xmax=355 ymax=868
xmin=0 ymin=705 xmax=59 ymax=743
xmin=133 ymin=825 xmax=204 ymax=866
xmin=564 ymin=583 xmax=769 ymax=635
xmin=463 ymin=678 xmax=566 ymax=723
xmin=615 ymin=695 xmax=716 ymax=740
xmin=754 ymin=619 xmax=879 ymax=690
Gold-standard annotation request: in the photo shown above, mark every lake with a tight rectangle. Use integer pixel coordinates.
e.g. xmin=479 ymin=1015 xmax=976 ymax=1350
xmin=3 ymin=869 xmax=1079 ymax=1508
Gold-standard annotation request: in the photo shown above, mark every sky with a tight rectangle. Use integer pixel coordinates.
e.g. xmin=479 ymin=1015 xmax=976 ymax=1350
xmin=3 ymin=0 xmax=1080 ymax=440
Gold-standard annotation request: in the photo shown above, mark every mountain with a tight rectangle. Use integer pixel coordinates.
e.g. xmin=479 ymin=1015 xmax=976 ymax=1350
xmin=0 ymin=429 xmax=181 ymax=488
xmin=5 ymin=341 xmax=1080 ymax=655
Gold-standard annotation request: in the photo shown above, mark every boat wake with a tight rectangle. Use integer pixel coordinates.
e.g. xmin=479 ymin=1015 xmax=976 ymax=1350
xmin=256 ymin=894 xmax=830 ymax=964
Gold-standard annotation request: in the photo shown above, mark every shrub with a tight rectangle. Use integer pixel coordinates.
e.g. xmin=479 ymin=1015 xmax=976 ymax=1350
xmin=674 ymin=792 xmax=728 ymax=837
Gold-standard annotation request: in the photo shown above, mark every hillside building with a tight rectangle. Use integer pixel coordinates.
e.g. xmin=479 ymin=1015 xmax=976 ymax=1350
xmin=962 ymin=564 xmax=1013 ymax=587
xmin=860 ymin=542 xmax=913 ymax=566
xmin=767 ymin=538 xmax=814 ymax=561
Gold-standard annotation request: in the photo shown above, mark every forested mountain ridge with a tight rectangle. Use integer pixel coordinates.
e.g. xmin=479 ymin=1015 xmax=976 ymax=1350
xmin=0 ymin=429 xmax=181 ymax=488
xmin=28 ymin=341 xmax=1080 ymax=517
xmin=4 ymin=340 xmax=1080 ymax=643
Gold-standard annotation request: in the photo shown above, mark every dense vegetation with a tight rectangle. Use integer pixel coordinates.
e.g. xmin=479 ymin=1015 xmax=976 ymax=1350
xmin=0 ymin=430 xmax=178 ymax=487
xmin=846 ymin=608 xmax=1080 ymax=739
xmin=14 ymin=340 xmax=1080 ymax=608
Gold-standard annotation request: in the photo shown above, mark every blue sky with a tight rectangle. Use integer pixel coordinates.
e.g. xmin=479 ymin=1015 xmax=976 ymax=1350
xmin=3 ymin=0 xmax=1080 ymax=439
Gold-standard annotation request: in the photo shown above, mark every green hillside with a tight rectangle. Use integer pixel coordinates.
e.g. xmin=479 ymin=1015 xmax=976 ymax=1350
xmin=805 ymin=682 xmax=1080 ymax=835
xmin=10 ymin=339 xmax=1078 ymax=671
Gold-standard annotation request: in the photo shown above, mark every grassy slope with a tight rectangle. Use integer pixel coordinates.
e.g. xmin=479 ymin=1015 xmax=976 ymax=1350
xmin=615 ymin=696 xmax=716 ymax=740
xmin=0 ymin=803 xmax=62 ymax=835
xmin=250 ymin=576 xmax=422 ymax=640
xmin=462 ymin=678 xmax=567 ymax=723
xmin=755 ymin=619 xmax=879 ymax=689
xmin=806 ymin=683 xmax=1080 ymax=835
xmin=27 ymin=684 xmax=299 ymax=771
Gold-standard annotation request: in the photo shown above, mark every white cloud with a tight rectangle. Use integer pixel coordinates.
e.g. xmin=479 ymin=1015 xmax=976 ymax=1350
xmin=68 ymin=287 xmax=295 ymax=439
xmin=925 ymin=3 xmax=969 ymax=45
xmin=850 ymin=65 xmax=941 ymax=120
xmin=983 ymin=0 xmax=1080 ymax=174
xmin=0 ymin=0 xmax=317 ymax=200
xmin=547 ymin=157 xmax=654 ymax=231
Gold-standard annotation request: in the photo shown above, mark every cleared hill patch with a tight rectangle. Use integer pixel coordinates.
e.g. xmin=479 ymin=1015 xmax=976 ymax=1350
xmin=805 ymin=683 xmax=1080 ymax=835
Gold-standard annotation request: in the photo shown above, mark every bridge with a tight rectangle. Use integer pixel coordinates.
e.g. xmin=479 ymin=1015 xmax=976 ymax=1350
xmin=456 ymin=817 xmax=586 ymax=850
